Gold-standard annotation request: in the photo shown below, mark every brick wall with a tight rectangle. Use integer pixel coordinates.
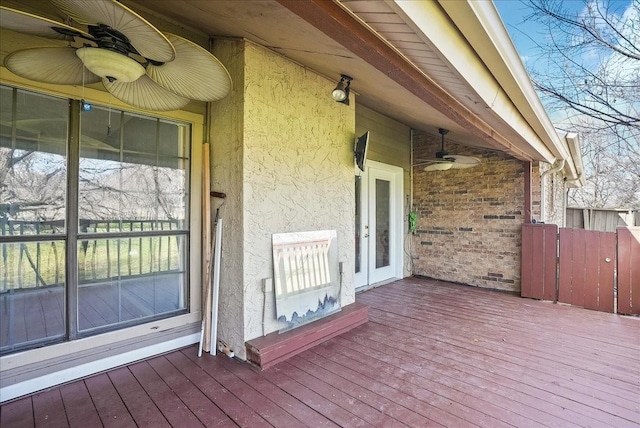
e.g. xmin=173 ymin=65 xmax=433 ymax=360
xmin=411 ymin=131 xmax=527 ymax=292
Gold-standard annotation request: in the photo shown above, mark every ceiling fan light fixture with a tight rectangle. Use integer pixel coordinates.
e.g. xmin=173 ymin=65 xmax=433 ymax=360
xmin=76 ymin=47 xmax=145 ymax=83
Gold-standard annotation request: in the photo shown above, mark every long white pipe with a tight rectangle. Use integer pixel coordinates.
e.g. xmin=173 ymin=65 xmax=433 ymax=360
xmin=540 ymin=159 xmax=565 ymax=223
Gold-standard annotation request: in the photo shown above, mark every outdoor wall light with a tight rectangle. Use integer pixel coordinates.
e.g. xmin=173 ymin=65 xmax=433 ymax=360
xmin=331 ymin=74 xmax=352 ymax=105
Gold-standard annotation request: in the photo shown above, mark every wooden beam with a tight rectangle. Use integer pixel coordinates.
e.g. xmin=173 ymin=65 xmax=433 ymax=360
xmin=524 ymin=161 xmax=532 ymax=224
xmin=276 ymin=0 xmax=533 ymax=161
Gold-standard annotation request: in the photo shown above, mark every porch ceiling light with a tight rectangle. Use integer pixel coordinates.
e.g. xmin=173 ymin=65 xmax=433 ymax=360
xmin=331 ymin=74 xmax=352 ymax=105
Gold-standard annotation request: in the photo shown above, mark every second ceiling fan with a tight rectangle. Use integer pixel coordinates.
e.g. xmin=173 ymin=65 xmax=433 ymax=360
xmin=415 ymin=128 xmax=481 ymax=171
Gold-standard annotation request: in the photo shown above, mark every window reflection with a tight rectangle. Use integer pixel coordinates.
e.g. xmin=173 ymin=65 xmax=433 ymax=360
xmin=375 ymin=179 xmax=390 ymax=268
xmin=0 ymin=241 xmax=66 ymax=353
xmin=78 ymin=106 xmax=189 ymax=232
xmin=77 ymin=236 xmax=186 ymax=331
xmin=0 ymin=86 xmax=68 ymax=235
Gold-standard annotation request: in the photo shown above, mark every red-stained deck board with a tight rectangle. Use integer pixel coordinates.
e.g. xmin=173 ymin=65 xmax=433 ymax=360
xmin=59 ymin=381 xmax=102 ymax=428
xmin=32 ymin=389 xmax=68 ymax=428
xmin=144 ymin=354 xmax=237 ymax=428
xmin=276 ymin=360 xmax=406 ymax=428
xmin=287 ymin=354 xmax=434 ymax=427
xmin=0 ymin=397 xmax=34 ymax=428
xmin=107 ymin=367 xmax=171 ymax=428
xmin=84 ymin=373 xmax=137 ymax=428
xmin=213 ymin=351 xmax=340 ymax=428
xmin=162 ymin=350 xmax=271 ymax=428
xmin=309 ymin=343 xmax=512 ymax=428
xmin=127 ymin=359 xmax=204 ymax=428
xmin=364 ymin=288 xmax=639 ymax=396
xmin=351 ymin=309 xmax=637 ymax=427
xmin=181 ymin=350 xmax=303 ymax=428
xmin=359 ymin=289 xmax=640 ymax=426
xmin=321 ymin=334 xmax=540 ymax=428
xmin=2 ymin=277 xmax=640 ymax=428
xmin=260 ymin=364 xmax=372 ymax=427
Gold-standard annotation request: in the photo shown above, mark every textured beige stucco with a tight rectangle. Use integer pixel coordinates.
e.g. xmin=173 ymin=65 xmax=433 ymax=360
xmin=210 ymin=39 xmax=356 ymax=359
xmin=210 ymin=39 xmax=246 ymax=359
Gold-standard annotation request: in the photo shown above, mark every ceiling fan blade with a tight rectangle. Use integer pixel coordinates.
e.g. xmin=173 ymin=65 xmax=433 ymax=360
xmin=424 ymin=162 xmax=453 ymax=171
xmin=50 ymin=0 xmax=175 ymax=63
xmin=146 ymin=33 xmax=232 ymax=102
xmin=4 ymin=47 xmax=102 ymax=85
xmin=103 ymin=75 xmax=190 ymax=111
xmin=0 ymin=6 xmax=90 ymax=40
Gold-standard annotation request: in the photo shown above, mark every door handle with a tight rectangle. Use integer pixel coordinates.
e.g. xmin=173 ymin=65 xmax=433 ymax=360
xmin=364 ymin=233 xmax=369 ymax=238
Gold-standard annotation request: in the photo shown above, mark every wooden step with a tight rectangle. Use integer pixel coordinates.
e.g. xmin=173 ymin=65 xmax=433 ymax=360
xmin=245 ymin=302 xmax=369 ymax=370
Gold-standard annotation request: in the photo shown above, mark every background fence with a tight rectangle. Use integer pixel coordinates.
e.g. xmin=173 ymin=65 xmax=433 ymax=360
xmin=522 ymin=224 xmax=640 ymax=315
xmin=566 ymin=208 xmax=638 ymax=232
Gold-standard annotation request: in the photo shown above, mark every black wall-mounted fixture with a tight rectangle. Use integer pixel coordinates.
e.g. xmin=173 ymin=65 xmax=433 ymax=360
xmin=331 ymin=74 xmax=352 ymax=105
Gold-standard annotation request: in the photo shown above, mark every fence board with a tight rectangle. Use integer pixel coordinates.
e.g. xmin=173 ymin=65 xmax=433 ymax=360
xmin=559 ymin=228 xmax=616 ymax=313
xmin=543 ymin=227 xmax=557 ymax=302
xmin=617 ymin=227 xmax=640 ymax=315
xmin=583 ymin=232 xmax=600 ymax=311
xmin=558 ymin=228 xmax=572 ymax=304
xmin=599 ymin=233 xmax=616 ymax=313
xmin=521 ymin=225 xmax=533 ymax=298
xmin=521 ymin=224 xmax=557 ymax=300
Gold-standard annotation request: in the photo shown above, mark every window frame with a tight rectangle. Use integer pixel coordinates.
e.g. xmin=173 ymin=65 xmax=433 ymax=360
xmin=0 ymin=71 xmax=203 ymax=361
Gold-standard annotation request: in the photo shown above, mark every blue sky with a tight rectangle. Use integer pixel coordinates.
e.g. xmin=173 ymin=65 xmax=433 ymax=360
xmin=494 ymin=0 xmax=635 ymax=61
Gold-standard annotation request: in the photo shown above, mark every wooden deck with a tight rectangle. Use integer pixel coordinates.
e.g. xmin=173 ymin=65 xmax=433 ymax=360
xmin=2 ymin=277 xmax=639 ymax=427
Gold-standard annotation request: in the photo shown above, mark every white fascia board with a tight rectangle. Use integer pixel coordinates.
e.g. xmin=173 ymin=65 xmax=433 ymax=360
xmin=442 ymin=0 xmax=573 ymax=162
xmin=388 ymin=0 xmax=558 ymax=163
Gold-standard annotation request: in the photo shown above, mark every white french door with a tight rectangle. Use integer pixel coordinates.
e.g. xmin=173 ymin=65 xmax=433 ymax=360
xmin=355 ymin=161 xmax=403 ymax=289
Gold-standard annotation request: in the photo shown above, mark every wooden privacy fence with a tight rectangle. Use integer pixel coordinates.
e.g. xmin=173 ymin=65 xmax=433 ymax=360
xmin=522 ymin=224 xmax=640 ymax=315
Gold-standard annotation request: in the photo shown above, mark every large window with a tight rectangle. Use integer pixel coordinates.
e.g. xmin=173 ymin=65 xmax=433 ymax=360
xmin=1 ymin=85 xmax=191 ymax=354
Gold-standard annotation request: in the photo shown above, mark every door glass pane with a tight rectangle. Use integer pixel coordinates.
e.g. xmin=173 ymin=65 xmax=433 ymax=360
xmin=1 ymin=241 xmax=66 ymax=353
xmin=375 ymin=179 xmax=390 ymax=268
xmin=355 ymin=176 xmax=361 ymax=274
xmin=78 ymin=235 xmax=186 ymax=331
xmin=1 ymin=86 xmax=68 ymax=235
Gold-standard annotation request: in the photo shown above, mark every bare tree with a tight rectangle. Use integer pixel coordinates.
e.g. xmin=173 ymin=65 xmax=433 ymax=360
xmin=517 ymin=0 xmax=639 ymax=208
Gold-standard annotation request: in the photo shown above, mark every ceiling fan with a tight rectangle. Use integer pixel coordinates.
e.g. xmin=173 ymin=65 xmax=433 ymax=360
xmin=0 ymin=0 xmax=232 ymax=111
xmin=414 ymin=128 xmax=481 ymax=172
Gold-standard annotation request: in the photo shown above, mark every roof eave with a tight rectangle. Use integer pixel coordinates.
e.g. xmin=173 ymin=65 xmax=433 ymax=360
xmin=437 ymin=0 xmax=573 ymax=163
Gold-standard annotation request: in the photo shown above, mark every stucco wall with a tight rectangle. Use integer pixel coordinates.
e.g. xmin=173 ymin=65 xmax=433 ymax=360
xmin=242 ymin=43 xmax=356 ymax=343
xmin=411 ymin=131 xmax=525 ymax=292
xmin=210 ymin=39 xmax=246 ymax=358
xmin=210 ymin=39 xmax=356 ymax=358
